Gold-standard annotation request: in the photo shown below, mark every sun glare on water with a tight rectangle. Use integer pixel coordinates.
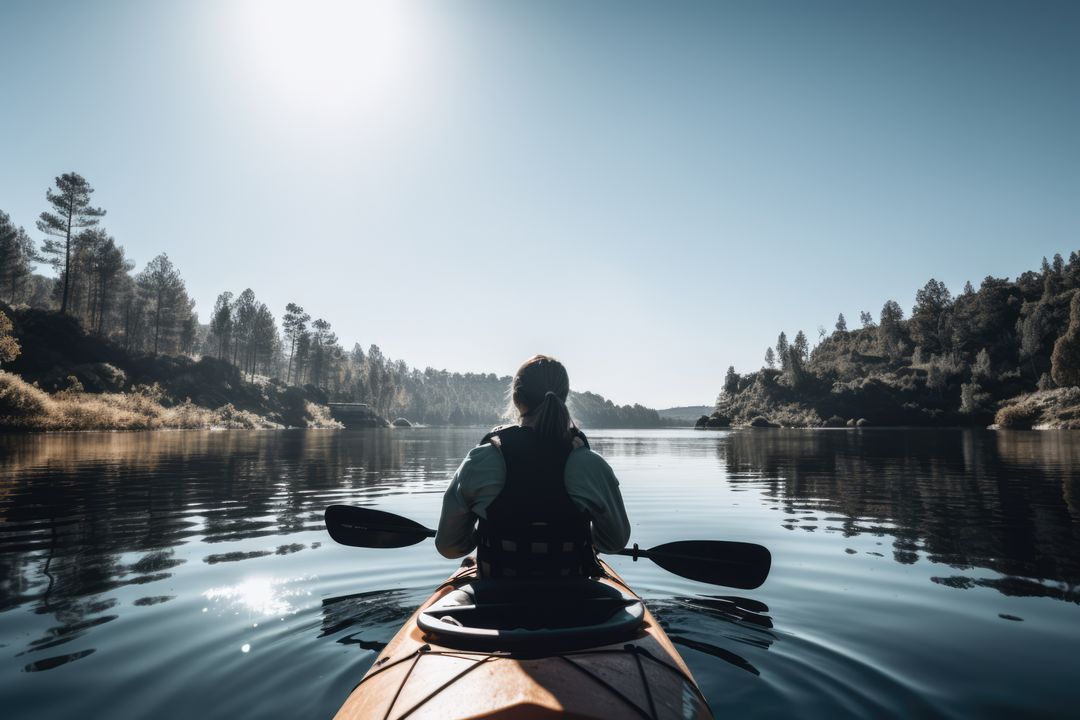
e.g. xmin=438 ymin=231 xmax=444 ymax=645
xmin=203 ymin=576 xmax=309 ymax=618
xmin=226 ymin=0 xmax=427 ymax=121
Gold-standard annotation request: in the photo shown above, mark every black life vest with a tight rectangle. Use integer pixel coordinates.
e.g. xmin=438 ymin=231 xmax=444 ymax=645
xmin=475 ymin=425 xmax=600 ymax=579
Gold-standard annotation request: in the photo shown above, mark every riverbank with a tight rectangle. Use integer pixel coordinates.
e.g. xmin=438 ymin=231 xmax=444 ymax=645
xmin=0 ymin=304 xmax=349 ymax=431
xmin=0 ymin=369 xmax=342 ymax=431
xmin=694 ymin=384 xmax=1080 ymax=431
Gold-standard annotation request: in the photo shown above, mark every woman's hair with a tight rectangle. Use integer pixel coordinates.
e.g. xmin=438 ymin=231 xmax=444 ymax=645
xmin=508 ymin=354 xmax=574 ymax=446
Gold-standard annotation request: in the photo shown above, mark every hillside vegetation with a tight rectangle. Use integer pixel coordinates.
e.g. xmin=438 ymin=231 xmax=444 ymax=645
xmin=0 ymin=303 xmax=340 ymax=431
xmin=700 ymin=252 xmax=1080 ymax=430
xmin=2 ymin=174 xmax=671 ymax=430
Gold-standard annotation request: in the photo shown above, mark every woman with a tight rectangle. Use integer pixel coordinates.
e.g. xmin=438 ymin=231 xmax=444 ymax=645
xmin=435 ymin=355 xmax=631 ymax=578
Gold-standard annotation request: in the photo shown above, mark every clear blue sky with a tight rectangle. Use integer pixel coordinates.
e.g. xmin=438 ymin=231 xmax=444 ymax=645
xmin=1 ymin=0 xmax=1077 ymax=407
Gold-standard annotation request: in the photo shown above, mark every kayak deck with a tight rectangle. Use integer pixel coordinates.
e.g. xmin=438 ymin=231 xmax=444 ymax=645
xmin=334 ymin=560 xmax=713 ymax=720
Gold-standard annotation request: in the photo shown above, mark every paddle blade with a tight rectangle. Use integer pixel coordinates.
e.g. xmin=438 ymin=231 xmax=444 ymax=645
xmin=645 ymin=540 xmax=771 ymax=589
xmin=325 ymin=505 xmax=436 ymax=548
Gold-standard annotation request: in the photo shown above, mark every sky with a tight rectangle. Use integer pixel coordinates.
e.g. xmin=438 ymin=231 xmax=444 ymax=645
xmin=1 ymin=0 xmax=1078 ymax=408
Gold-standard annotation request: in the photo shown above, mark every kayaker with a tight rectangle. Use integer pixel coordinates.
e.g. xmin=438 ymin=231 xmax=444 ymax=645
xmin=435 ymin=354 xmax=631 ymax=578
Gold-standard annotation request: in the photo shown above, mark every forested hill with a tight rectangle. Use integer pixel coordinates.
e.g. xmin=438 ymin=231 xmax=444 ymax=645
xmin=0 ymin=300 xmax=670 ymax=429
xmin=1 ymin=176 xmax=674 ymax=429
xmin=658 ymin=405 xmax=713 ymax=423
xmin=701 ymin=251 xmax=1080 ymax=430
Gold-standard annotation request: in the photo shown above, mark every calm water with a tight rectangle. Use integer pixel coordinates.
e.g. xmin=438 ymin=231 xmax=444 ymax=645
xmin=1 ymin=428 xmax=1078 ymax=719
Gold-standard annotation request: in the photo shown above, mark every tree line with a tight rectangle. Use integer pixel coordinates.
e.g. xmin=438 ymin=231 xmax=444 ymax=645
xmin=5 ymin=171 xmax=669 ymax=427
xmin=1 ymin=173 xmax=196 ymax=355
xmin=716 ymin=249 xmax=1080 ymax=423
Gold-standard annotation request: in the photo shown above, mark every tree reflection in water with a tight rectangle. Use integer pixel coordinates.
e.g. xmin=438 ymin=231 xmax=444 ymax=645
xmin=718 ymin=428 xmax=1080 ymax=603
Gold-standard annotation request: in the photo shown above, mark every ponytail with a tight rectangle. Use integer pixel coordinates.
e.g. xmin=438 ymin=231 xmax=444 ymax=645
xmin=509 ymin=354 xmax=575 ymax=448
xmin=533 ymin=390 xmax=572 ymax=447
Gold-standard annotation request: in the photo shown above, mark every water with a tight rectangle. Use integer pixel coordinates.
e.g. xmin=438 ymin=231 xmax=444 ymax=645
xmin=1 ymin=428 xmax=1077 ymax=719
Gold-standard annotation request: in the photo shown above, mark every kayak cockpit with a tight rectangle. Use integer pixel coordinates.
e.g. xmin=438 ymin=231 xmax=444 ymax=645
xmin=417 ymin=577 xmax=645 ymax=651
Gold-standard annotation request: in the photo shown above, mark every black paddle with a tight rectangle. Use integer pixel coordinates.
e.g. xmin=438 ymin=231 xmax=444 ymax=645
xmin=324 ymin=505 xmax=771 ymax=590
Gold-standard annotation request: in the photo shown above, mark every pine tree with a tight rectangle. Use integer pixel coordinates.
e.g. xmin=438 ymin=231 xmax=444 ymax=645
xmin=723 ymin=366 xmax=740 ymax=397
xmin=878 ymin=300 xmax=904 ymax=356
xmin=835 ymin=313 xmax=847 ymax=333
xmin=776 ymin=332 xmax=790 ymax=371
xmin=792 ymin=330 xmax=809 ymax=361
xmin=137 ymin=254 xmax=189 ymax=354
xmin=911 ymin=278 xmax=953 ymax=353
xmin=282 ymin=303 xmax=310 ymax=384
xmin=764 ymin=346 xmax=776 ymax=369
xmin=36 ymin=173 xmax=105 ymax=314
xmin=0 ymin=213 xmax=36 ymax=303
xmin=209 ymin=292 xmax=234 ymax=359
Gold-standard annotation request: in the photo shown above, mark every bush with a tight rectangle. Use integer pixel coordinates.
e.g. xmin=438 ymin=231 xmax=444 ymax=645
xmin=995 ymin=404 xmax=1037 ymax=430
xmin=0 ymin=370 xmax=50 ymax=418
xmin=1051 ymin=291 xmax=1080 ymax=387
xmin=0 ymin=310 xmax=20 ymax=365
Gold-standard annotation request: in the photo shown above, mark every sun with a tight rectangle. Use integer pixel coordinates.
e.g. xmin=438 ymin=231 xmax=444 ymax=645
xmin=226 ymin=0 xmax=425 ymax=121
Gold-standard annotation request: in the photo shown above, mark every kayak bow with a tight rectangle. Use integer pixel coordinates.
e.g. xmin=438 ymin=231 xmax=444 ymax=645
xmin=333 ymin=559 xmax=714 ymax=720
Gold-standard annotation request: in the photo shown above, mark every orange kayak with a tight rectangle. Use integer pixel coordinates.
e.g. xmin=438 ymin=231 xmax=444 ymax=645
xmin=333 ymin=559 xmax=714 ymax=720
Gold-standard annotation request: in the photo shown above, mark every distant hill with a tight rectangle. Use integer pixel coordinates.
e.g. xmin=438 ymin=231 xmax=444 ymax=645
xmin=701 ymin=250 xmax=1080 ymax=429
xmin=657 ymin=405 xmax=713 ymax=423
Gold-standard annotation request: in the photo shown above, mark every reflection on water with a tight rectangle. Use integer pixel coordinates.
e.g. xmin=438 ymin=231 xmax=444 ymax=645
xmin=720 ymin=429 xmax=1080 ymax=602
xmin=1 ymin=427 xmax=1079 ymax=718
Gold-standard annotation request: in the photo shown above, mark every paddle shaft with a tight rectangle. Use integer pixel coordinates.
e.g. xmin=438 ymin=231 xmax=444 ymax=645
xmin=325 ymin=505 xmax=771 ymax=589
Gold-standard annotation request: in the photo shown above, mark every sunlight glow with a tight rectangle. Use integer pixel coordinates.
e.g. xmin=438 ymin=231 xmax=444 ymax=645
xmin=203 ymin=576 xmax=301 ymax=618
xmin=228 ymin=0 xmax=425 ymax=120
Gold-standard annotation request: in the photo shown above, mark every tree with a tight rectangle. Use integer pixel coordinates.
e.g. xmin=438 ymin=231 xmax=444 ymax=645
xmin=959 ymin=382 xmax=991 ymax=416
xmin=835 ymin=313 xmax=847 ymax=334
xmin=1051 ymin=291 xmax=1080 ymax=387
xmin=878 ymin=300 xmax=904 ymax=356
xmin=786 ymin=345 xmax=807 ymax=387
xmin=0 ymin=212 xmax=37 ymax=303
xmin=293 ymin=330 xmax=312 ymax=385
xmin=282 ymin=303 xmax=310 ymax=384
xmin=232 ymin=289 xmax=257 ymax=367
xmin=911 ymin=278 xmax=953 ymax=354
xmin=137 ymin=254 xmax=189 ymax=354
xmin=36 ymin=173 xmax=106 ymax=314
xmin=179 ymin=313 xmax=198 ymax=355
xmin=209 ymin=292 xmax=233 ymax=359
xmin=118 ymin=274 xmax=147 ymax=351
xmin=248 ymin=303 xmax=278 ymax=380
xmin=971 ymin=348 xmax=992 ymax=383
xmin=1018 ymin=301 xmax=1052 ymax=378
xmin=310 ymin=318 xmax=337 ymax=388
xmin=792 ymin=330 xmax=809 ymax=361
xmin=764 ymin=346 xmax=776 ymax=369
xmin=0 ymin=310 xmax=20 ymax=365
xmin=722 ymin=366 xmax=740 ymax=398
xmin=82 ymin=230 xmax=130 ymax=335
xmin=859 ymin=310 xmax=875 ymax=329
xmin=776 ymin=332 xmax=790 ymax=372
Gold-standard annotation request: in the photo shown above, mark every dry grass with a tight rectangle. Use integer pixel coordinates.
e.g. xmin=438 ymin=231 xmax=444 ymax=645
xmin=994 ymin=387 xmax=1080 ymax=430
xmin=0 ymin=370 xmax=283 ymax=431
xmin=305 ymin=401 xmax=344 ymax=429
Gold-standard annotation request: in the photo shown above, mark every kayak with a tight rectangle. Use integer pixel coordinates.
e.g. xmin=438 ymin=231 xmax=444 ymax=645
xmin=333 ymin=558 xmax=714 ymax=720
